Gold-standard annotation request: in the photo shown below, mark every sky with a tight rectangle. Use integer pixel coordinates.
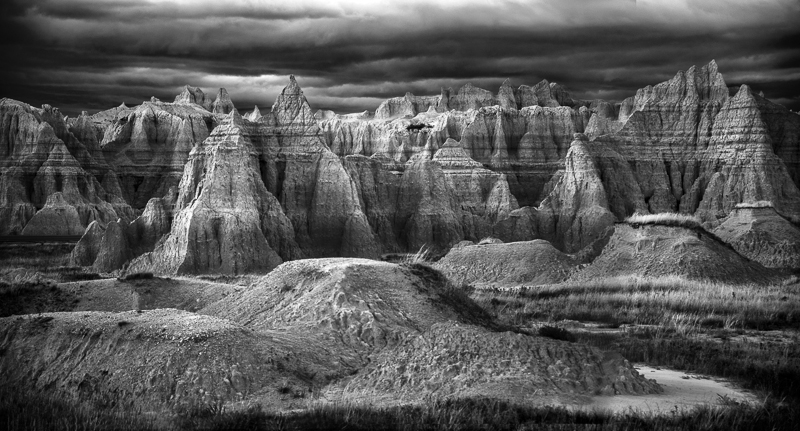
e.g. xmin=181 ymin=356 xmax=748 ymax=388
xmin=1 ymin=0 xmax=798 ymax=116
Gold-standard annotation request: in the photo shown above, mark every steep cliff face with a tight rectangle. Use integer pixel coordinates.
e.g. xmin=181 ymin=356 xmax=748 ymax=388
xmin=583 ymin=61 xmax=800 ymax=229
xmin=128 ymin=111 xmax=299 ymax=275
xmin=536 ymin=135 xmax=617 ymax=252
xmin=100 ymin=101 xmax=216 ymax=208
xmin=255 ymin=76 xmax=379 ymax=259
xmin=4 ymin=61 xmax=798 ymax=276
xmin=318 ymin=100 xmax=589 ymax=208
xmin=0 ymin=99 xmax=133 ymax=234
xmin=211 ymin=88 xmax=236 ymax=115
xmin=691 ymin=85 xmax=800 ymax=221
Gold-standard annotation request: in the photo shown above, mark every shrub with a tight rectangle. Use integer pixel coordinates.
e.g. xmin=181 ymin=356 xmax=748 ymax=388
xmin=538 ymin=325 xmax=576 ymax=342
xmin=123 ymin=272 xmax=154 ymax=281
xmin=402 ymin=245 xmax=431 ymax=266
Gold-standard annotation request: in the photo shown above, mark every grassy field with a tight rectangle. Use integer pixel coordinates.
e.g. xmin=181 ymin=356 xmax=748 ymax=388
xmin=3 ymin=388 xmax=799 ymax=431
xmin=472 ymin=275 xmax=800 ymax=400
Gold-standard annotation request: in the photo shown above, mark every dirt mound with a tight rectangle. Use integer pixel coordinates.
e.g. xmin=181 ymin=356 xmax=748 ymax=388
xmin=570 ymin=224 xmax=775 ymax=284
xmin=334 ymin=322 xmax=661 ymax=406
xmin=1 ymin=258 xmax=666 ymax=415
xmin=1 ymin=276 xmax=236 ymax=317
xmin=201 ymin=258 xmax=492 ymax=358
xmin=203 ymin=258 xmax=661 ymax=404
xmin=434 ymin=240 xmax=578 ymax=287
xmin=0 ymin=310 xmax=333 ymax=413
xmin=713 ymin=207 xmax=800 ymax=269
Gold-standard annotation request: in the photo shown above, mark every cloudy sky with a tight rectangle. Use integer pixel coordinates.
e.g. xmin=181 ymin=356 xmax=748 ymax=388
xmin=1 ymin=0 xmax=798 ymax=116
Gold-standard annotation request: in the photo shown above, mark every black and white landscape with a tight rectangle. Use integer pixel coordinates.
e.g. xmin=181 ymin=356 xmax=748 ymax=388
xmin=1 ymin=1 xmax=799 ymax=430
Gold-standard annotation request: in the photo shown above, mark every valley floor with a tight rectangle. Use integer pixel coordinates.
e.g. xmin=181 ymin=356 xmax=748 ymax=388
xmin=1 ymin=251 xmax=798 ymax=430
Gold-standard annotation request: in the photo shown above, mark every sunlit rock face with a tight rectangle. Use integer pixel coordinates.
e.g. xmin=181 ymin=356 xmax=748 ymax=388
xmin=0 ymin=99 xmax=133 ymax=235
xmin=5 ymin=60 xmax=800 ymax=274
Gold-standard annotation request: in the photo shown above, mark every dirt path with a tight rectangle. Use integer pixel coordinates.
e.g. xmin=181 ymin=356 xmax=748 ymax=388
xmin=583 ymin=365 xmax=758 ymax=413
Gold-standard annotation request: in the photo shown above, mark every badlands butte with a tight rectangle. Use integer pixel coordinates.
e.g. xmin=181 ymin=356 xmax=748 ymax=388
xmin=1 ymin=60 xmax=799 ymax=418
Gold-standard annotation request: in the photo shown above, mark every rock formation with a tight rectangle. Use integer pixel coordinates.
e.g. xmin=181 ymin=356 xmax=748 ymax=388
xmin=0 ymin=99 xmax=133 ymax=235
xmin=127 ymin=111 xmax=299 ymax=275
xmin=713 ymin=203 xmax=800 ymax=269
xmin=211 ymin=88 xmax=236 ymax=115
xmin=3 ymin=61 xmax=797 ymax=279
xmin=435 ymin=239 xmax=578 ymax=288
xmin=202 ymin=258 xmax=662 ymax=403
xmin=570 ymin=223 xmax=775 ymax=284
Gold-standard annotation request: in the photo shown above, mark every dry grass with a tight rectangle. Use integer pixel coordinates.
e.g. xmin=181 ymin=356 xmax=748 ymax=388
xmin=478 ymin=237 xmax=502 ymax=245
xmin=736 ymin=200 xmax=774 ymax=209
xmin=402 ymin=245 xmax=432 ymax=265
xmin=625 ymin=212 xmax=702 ymax=229
xmin=473 ymin=275 xmax=799 ymax=330
xmin=4 ymin=388 xmax=800 ymax=431
xmin=473 ymin=275 xmax=800 ymax=400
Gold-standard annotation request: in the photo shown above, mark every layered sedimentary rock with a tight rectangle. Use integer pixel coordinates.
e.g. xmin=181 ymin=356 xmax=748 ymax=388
xmin=211 ymin=88 xmax=236 ymax=114
xmin=70 ymin=197 xmax=173 ymax=271
xmin=100 ymin=100 xmax=216 ymax=208
xmin=20 ymin=192 xmax=85 ymax=236
xmin=4 ymin=61 xmax=799 ymax=278
xmin=127 ymin=111 xmax=299 ymax=275
xmin=0 ymin=99 xmax=133 ymax=235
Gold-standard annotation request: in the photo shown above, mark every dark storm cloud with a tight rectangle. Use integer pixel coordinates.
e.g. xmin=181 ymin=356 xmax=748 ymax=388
xmin=1 ymin=0 xmax=799 ymax=116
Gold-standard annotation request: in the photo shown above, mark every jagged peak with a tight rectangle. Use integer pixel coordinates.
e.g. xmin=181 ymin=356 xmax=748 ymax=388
xmin=119 ymin=102 xmax=128 ymax=108
xmin=227 ymin=108 xmax=243 ymax=124
xmin=36 ymin=121 xmax=60 ymax=142
xmin=150 ymin=96 xmax=161 ymax=103
xmin=282 ymin=75 xmax=303 ymax=96
xmin=732 ymin=84 xmax=755 ymax=101
xmin=501 ymin=78 xmax=513 ymax=87
xmin=441 ymin=138 xmax=460 ymax=148
xmin=216 ymin=87 xmax=229 ymax=98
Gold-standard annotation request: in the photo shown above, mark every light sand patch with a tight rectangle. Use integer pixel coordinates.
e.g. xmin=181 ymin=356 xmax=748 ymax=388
xmin=584 ymin=365 xmax=758 ymax=413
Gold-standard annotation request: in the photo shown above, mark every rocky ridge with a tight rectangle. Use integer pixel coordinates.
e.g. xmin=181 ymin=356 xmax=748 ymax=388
xmin=3 ymin=61 xmax=798 ymax=273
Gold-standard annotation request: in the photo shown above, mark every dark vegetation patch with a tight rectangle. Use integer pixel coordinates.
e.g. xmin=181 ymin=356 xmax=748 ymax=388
xmin=0 ymin=280 xmax=77 ymax=317
xmin=3 ymin=390 xmax=799 ymax=431
xmin=538 ymin=325 xmax=576 ymax=342
xmin=122 ymin=272 xmax=154 ymax=281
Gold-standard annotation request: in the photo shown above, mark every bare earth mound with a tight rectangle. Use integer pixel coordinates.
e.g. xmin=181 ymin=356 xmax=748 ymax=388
xmin=713 ymin=206 xmax=800 ymax=269
xmin=202 ymin=258 xmax=660 ymax=406
xmin=0 ymin=310 xmax=333 ymax=413
xmin=1 ymin=276 xmax=237 ymax=317
xmin=336 ymin=322 xmax=660 ymax=406
xmin=435 ymin=240 xmax=578 ymax=288
xmin=570 ymin=224 xmax=775 ymax=284
xmin=1 ymin=258 xmax=662 ymax=414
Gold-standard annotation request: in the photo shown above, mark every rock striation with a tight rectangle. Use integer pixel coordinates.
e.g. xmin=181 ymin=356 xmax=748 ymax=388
xmin=127 ymin=111 xmax=299 ymax=275
xmin=3 ymin=61 xmax=798 ymax=278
